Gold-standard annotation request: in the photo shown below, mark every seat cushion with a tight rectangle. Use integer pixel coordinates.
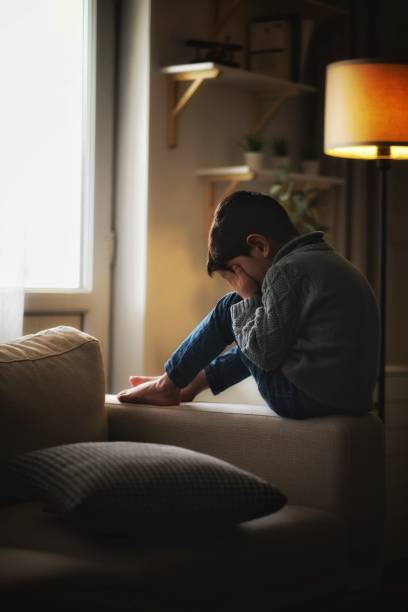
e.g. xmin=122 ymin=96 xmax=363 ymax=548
xmin=0 ymin=501 xmax=347 ymax=610
xmin=0 ymin=327 xmax=107 ymax=463
xmin=3 ymin=441 xmax=286 ymax=535
xmin=107 ymin=396 xmax=385 ymax=591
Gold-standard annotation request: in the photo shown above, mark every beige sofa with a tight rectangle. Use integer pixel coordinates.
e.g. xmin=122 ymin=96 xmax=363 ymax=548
xmin=0 ymin=327 xmax=385 ymax=611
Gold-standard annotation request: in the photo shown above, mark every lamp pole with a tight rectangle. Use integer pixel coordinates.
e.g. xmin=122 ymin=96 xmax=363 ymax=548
xmin=376 ymin=157 xmax=390 ymax=422
xmin=324 ymin=60 xmax=408 ymax=422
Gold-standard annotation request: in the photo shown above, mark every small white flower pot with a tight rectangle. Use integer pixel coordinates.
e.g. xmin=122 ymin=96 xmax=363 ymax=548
xmin=301 ymin=160 xmax=320 ymax=175
xmin=271 ymin=156 xmax=291 ymax=170
xmin=244 ymin=151 xmax=264 ymax=170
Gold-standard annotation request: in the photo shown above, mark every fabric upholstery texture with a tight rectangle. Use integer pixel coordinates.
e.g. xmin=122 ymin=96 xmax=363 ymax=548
xmin=229 ymin=231 xmax=379 ymax=414
xmin=0 ymin=324 xmax=384 ymax=606
xmin=3 ymin=441 xmax=286 ymax=535
xmin=106 ymin=395 xmax=385 ymax=589
xmin=0 ymin=501 xmax=347 ymax=609
xmin=0 ymin=327 xmax=107 ymax=462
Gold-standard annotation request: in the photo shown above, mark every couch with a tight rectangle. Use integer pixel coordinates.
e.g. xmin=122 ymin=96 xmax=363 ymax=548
xmin=0 ymin=326 xmax=385 ymax=611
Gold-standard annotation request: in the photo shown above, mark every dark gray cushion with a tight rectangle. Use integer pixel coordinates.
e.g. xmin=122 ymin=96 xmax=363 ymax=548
xmin=3 ymin=442 xmax=286 ymax=536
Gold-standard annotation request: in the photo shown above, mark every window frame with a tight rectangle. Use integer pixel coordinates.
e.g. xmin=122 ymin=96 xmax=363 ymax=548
xmin=24 ymin=0 xmax=116 ymax=377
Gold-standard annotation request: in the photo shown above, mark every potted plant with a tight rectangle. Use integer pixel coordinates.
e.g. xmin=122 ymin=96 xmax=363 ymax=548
xmin=271 ymin=138 xmax=291 ymax=170
xmin=269 ymin=171 xmax=329 ymax=236
xmin=302 ymin=143 xmax=320 ymax=175
xmin=241 ymin=134 xmax=264 ymax=170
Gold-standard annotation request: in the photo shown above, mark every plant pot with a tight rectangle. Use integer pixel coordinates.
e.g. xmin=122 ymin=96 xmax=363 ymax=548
xmin=271 ymin=156 xmax=291 ymax=170
xmin=301 ymin=160 xmax=320 ymax=175
xmin=244 ymin=151 xmax=264 ymax=170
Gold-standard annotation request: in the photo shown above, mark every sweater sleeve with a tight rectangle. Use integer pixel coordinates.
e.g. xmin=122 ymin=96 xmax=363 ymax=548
xmin=230 ymin=266 xmax=301 ymax=371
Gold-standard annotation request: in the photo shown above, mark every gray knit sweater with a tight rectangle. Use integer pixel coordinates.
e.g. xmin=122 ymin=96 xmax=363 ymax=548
xmin=230 ymin=231 xmax=380 ymax=413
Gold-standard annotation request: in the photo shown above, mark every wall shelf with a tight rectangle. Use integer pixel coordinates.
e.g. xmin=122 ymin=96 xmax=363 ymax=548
xmin=195 ymin=164 xmax=345 ymax=217
xmin=161 ymin=62 xmax=316 ymax=148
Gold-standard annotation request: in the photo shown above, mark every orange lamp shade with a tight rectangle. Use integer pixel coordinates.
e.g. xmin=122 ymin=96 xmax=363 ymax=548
xmin=324 ymin=60 xmax=408 ymax=159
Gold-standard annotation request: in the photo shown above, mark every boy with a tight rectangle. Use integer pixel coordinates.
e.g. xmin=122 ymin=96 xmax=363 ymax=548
xmin=117 ymin=190 xmax=380 ymax=419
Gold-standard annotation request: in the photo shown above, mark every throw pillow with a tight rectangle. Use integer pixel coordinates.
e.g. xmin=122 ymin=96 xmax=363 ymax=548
xmin=3 ymin=441 xmax=286 ymax=537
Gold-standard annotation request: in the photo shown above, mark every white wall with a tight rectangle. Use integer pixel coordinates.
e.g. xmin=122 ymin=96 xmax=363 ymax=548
xmin=110 ymin=0 xmax=150 ymax=391
xmin=111 ymin=0 xmax=343 ymax=389
xmin=143 ymin=0 xmax=338 ymax=376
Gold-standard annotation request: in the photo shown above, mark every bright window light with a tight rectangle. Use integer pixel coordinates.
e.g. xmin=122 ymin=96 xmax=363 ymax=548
xmin=0 ymin=0 xmax=94 ymax=289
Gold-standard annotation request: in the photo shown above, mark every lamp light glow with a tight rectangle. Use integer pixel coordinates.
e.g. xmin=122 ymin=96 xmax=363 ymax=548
xmin=324 ymin=60 xmax=408 ymax=159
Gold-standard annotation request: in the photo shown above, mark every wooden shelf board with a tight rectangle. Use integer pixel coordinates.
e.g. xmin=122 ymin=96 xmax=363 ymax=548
xmin=161 ymin=62 xmax=316 ymax=94
xmin=196 ymin=165 xmax=345 ymax=188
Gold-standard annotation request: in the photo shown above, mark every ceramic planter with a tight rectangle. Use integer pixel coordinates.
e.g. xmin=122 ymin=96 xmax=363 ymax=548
xmin=244 ymin=151 xmax=264 ymax=170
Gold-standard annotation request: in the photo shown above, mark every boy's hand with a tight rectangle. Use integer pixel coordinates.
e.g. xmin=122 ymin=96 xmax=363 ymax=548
xmin=219 ymin=265 xmax=260 ymax=299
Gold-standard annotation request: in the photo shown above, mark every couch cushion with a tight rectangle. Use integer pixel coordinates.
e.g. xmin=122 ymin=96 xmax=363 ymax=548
xmin=0 ymin=501 xmax=347 ymax=609
xmin=106 ymin=396 xmax=385 ymax=590
xmin=0 ymin=327 xmax=107 ymax=463
xmin=3 ymin=441 xmax=286 ymax=536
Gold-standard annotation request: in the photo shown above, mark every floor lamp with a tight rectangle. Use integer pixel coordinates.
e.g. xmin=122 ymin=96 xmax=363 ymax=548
xmin=324 ymin=59 xmax=408 ymax=422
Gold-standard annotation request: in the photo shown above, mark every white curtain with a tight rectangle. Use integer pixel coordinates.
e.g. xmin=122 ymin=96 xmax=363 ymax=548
xmin=0 ymin=201 xmax=24 ymax=342
xmin=0 ymin=7 xmax=25 ymax=342
xmin=0 ymin=75 xmax=25 ymax=342
xmin=0 ymin=288 xmax=24 ymax=341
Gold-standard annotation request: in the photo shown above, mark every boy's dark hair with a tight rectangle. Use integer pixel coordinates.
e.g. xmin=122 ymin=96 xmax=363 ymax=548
xmin=207 ymin=190 xmax=299 ymax=276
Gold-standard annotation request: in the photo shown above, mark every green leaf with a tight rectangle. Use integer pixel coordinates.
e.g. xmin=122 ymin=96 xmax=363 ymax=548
xmin=269 ymin=185 xmax=282 ymax=196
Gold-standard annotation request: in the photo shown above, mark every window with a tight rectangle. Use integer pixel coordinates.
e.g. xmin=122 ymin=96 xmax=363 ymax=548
xmin=0 ymin=0 xmax=95 ymax=289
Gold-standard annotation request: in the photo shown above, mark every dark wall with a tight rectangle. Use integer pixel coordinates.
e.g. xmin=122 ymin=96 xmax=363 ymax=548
xmin=311 ymin=0 xmax=408 ymax=364
xmin=375 ymin=0 xmax=408 ymax=364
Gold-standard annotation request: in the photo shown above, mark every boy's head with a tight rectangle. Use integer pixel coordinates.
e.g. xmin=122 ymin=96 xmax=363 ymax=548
xmin=207 ymin=190 xmax=299 ymax=284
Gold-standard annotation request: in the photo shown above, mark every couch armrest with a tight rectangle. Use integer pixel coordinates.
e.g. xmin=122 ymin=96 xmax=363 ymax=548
xmin=106 ymin=394 xmax=384 ymax=589
xmin=106 ymin=393 xmax=384 ymax=516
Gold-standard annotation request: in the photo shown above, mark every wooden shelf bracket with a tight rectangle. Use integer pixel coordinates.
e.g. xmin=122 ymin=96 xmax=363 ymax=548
xmin=197 ymin=165 xmax=345 ymax=237
xmin=252 ymin=91 xmax=297 ymax=136
xmin=203 ymin=170 xmax=255 ymax=232
xmin=167 ymin=67 xmax=221 ymax=148
xmin=163 ymin=62 xmax=315 ymax=148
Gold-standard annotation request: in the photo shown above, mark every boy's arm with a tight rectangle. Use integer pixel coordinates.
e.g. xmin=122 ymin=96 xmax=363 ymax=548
xmin=230 ymin=266 xmax=302 ymax=371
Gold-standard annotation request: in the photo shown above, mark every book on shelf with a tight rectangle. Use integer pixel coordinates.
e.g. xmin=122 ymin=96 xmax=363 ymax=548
xmin=248 ymin=15 xmax=315 ymax=83
xmin=248 ymin=18 xmax=293 ymax=80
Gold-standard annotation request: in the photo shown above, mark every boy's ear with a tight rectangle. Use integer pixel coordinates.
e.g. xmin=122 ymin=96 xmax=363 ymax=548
xmin=246 ymin=234 xmax=271 ymax=257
